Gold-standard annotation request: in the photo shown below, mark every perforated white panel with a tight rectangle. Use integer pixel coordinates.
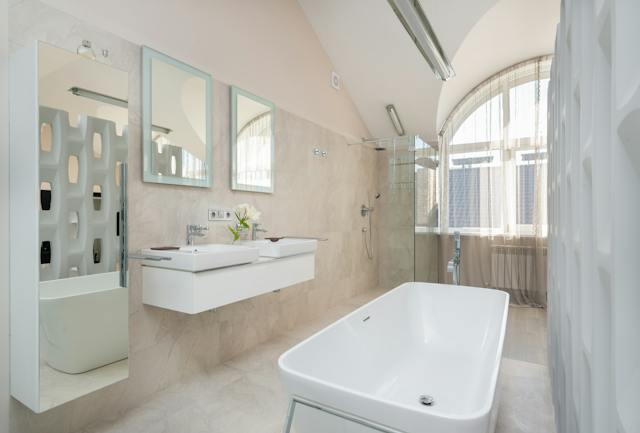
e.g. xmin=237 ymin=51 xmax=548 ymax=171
xmin=150 ymin=141 xmax=182 ymax=176
xmin=39 ymin=106 xmax=127 ymax=281
xmin=548 ymin=1 xmax=640 ymax=433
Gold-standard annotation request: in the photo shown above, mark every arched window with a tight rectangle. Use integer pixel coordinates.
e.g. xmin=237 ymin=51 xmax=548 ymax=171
xmin=439 ymin=56 xmax=551 ymax=236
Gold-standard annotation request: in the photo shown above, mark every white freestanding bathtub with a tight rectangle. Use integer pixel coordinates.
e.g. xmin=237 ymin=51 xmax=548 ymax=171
xmin=40 ymin=272 xmax=128 ymax=374
xmin=278 ymin=282 xmax=509 ymax=433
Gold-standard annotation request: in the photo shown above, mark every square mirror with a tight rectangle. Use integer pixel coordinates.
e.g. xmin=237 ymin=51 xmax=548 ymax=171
xmin=231 ymin=87 xmax=275 ymax=193
xmin=142 ymin=47 xmax=212 ymax=187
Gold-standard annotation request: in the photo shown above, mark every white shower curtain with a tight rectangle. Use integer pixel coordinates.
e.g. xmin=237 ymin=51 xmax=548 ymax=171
xmin=438 ymin=56 xmax=551 ymax=306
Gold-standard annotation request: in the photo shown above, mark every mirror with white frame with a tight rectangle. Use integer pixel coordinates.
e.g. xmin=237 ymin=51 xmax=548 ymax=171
xmin=231 ymin=87 xmax=275 ymax=193
xmin=142 ymin=47 xmax=212 ymax=187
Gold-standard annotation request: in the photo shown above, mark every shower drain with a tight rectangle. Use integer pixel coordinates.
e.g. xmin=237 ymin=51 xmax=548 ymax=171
xmin=419 ymin=395 xmax=435 ymax=406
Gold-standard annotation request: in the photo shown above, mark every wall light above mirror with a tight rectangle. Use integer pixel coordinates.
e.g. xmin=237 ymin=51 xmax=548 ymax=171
xmin=142 ymin=47 xmax=212 ymax=187
xmin=231 ymin=87 xmax=275 ymax=193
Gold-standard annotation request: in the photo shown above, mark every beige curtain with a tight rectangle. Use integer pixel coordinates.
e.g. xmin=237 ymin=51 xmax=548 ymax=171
xmin=438 ymin=56 xmax=551 ymax=306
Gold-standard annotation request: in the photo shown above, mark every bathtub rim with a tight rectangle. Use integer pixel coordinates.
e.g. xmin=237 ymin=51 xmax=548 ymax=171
xmin=278 ymin=282 xmax=510 ymax=423
xmin=39 ymin=271 xmax=124 ymax=301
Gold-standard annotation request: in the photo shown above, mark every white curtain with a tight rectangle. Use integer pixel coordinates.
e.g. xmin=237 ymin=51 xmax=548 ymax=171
xmin=439 ymin=56 xmax=551 ymax=306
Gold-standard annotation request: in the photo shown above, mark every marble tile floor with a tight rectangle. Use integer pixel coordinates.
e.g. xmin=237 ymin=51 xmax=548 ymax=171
xmin=497 ymin=306 xmax=555 ymax=433
xmin=81 ymin=290 xmax=555 ymax=433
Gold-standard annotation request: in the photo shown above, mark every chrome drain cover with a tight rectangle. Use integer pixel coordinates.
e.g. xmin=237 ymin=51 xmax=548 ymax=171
xmin=419 ymin=395 xmax=435 ymax=406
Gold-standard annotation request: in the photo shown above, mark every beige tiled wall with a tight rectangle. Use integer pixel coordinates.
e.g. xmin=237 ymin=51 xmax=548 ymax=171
xmin=9 ymin=2 xmax=380 ymax=432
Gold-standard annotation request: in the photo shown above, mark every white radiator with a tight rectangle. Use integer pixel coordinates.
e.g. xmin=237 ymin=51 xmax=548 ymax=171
xmin=490 ymin=244 xmax=545 ymax=291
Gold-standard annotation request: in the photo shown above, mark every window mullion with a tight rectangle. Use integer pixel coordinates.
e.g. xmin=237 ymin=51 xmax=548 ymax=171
xmin=502 ymin=80 xmax=514 ymax=235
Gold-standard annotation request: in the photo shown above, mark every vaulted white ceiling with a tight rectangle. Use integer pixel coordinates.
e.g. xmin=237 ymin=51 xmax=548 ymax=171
xmin=298 ymin=0 xmax=559 ymax=140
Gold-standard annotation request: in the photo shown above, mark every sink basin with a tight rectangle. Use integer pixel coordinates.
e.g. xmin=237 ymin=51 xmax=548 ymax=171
xmin=237 ymin=238 xmax=318 ymax=258
xmin=141 ymin=244 xmax=259 ymax=272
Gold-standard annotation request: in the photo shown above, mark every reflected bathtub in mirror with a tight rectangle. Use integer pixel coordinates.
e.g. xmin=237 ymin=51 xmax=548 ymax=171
xmin=231 ymin=86 xmax=275 ymax=193
xmin=142 ymin=46 xmax=212 ymax=187
xmin=40 ymin=273 xmax=128 ymax=374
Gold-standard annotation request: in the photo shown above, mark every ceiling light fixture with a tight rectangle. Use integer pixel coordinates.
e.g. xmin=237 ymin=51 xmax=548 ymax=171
xmin=386 ymin=104 xmax=406 ymax=136
xmin=387 ymin=0 xmax=455 ymax=81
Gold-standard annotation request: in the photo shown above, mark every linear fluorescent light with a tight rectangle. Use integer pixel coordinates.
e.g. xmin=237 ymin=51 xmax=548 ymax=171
xmin=150 ymin=124 xmax=172 ymax=135
xmin=69 ymin=87 xmax=172 ymax=134
xmin=70 ymin=86 xmax=127 ymax=108
xmin=387 ymin=0 xmax=455 ymax=81
xmin=386 ymin=104 xmax=406 ymax=136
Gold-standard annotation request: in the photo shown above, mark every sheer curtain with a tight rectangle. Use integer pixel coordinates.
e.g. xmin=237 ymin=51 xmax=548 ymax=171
xmin=439 ymin=56 xmax=551 ymax=306
xmin=236 ymin=112 xmax=272 ymax=188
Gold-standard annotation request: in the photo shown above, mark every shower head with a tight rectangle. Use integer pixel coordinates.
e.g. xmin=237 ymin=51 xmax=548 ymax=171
xmin=375 ymin=193 xmax=382 ymax=199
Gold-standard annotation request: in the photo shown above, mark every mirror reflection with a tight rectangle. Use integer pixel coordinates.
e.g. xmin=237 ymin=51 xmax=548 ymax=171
xmin=143 ymin=47 xmax=212 ymax=187
xmin=231 ymin=87 xmax=275 ymax=193
xmin=37 ymin=42 xmax=129 ymax=410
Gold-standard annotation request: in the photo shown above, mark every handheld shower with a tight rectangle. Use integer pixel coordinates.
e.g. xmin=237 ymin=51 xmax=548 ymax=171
xmin=361 ymin=193 xmax=382 ymax=217
xmin=362 ymin=193 xmax=382 ymax=259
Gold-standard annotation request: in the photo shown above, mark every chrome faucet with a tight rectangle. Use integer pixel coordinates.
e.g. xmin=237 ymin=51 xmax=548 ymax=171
xmin=251 ymin=223 xmax=267 ymax=240
xmin=447 ymin=231 xmax=461 ymax=285
xmin=186 ymin=224 xmax=208 ymax=245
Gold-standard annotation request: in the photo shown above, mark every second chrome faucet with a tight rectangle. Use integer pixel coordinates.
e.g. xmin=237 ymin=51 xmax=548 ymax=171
xmin=251 ymin=223 xmax=267 ymax=240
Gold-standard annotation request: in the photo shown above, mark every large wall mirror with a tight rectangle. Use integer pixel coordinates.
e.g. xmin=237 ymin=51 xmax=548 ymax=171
xmin=142 ymin=47 xmax=212 ymax=187
xmin=10 ymin=41 xmax=129 ymax=413
xmin=231 ymin=87 xmax=275 ymax=193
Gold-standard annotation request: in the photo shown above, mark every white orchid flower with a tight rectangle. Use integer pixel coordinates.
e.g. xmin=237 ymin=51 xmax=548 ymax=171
xmin=233 ymin=203 xmax=261 ymax=222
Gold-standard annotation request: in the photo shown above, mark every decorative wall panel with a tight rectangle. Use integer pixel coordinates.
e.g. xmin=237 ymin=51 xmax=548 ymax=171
xmin=38 ymin=107 xmax=127 ymax=281
xmin=548 ymin=1 xmax=640 ymax=432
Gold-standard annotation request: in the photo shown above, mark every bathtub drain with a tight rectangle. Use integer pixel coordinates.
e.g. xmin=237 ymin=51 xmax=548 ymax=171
xmin=419 ymin=395 xmax=435 ymax=406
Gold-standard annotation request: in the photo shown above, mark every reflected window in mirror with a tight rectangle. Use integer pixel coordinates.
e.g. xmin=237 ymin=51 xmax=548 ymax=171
xmin=142 ymin=47 xmax=213 ymax=187
xmin=231 ymin=87 xmax=275 ymax=193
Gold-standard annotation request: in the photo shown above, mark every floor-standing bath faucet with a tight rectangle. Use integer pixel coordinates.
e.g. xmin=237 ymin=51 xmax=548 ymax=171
xmin=447 ymin=231 xmax=461 ymax=285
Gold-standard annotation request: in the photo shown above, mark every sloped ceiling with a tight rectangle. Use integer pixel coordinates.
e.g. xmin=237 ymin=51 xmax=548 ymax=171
xmin=298 ymin=0 xmax=559 ymax=140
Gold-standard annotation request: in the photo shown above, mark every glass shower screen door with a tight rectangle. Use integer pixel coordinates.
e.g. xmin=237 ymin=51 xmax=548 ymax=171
xmin=377 ymin=135 xmax=439 ymax=289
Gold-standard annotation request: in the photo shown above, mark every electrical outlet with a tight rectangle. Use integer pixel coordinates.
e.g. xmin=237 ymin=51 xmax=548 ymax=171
xmin=208 ymin=208 xmax=233 ymax=221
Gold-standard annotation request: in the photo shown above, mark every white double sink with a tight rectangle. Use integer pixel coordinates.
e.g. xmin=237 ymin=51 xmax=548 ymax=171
xmin=141 ymin=238 xmax=318 ymax=314
xmin=142 ymin=238 xmax=318 ymax=272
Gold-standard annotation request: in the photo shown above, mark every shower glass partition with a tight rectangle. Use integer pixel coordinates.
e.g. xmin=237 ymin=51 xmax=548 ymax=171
xmin=376 ymin=136 xmax=439 ymax=289
xmin=414 ymin=141 xmax=439 ymax=283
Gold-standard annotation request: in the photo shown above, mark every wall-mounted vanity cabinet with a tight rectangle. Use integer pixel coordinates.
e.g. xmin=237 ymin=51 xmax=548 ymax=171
xmin=143 ymin=252 xmax=316 ymax=314
xmin=10 ymin=41 xmax=129 ymax=413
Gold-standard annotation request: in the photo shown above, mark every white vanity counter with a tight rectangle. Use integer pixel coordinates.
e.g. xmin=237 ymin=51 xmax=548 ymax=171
xmin=142 ymin=252 xmax=315 ymax=314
